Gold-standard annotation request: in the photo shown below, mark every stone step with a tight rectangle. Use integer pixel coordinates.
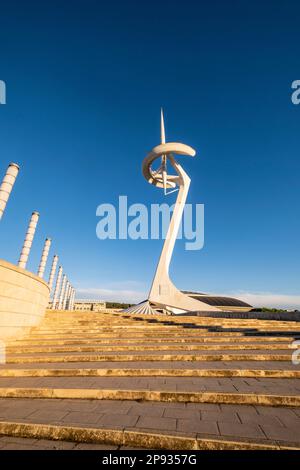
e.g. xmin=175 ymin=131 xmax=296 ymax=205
xmin=33 ymin=323 xmax=300 ymax=330
xmin=29 ymin=316 xmax=300 ymax=324
xmin=1 ymin=360 xmax=298 ymax=371
xmin=7 ymin=336 xmax=295 ymax=346
xmin=42 ymin=317 xmax=300 ymax=326
xmin=11 ymin=335 xmax=294 ymax=347
xmin=20 ymin=331 xmax=251 ymax=338
xmin=0 ymin=367 xmax=299 ymax=378
xmin=0 ymin=387 xmax=300 ymax=408
xmin=6 ymin=343 xmax=296 ymax=354
xmin=35 ymin=329 xmax=299 ymax=337
xmin=29 ymin=321 xmax=300 ymax=328
xmin=0 ymin=376 xmax=299 ymax=397
xmin=0 ymin=387 xmax=299 ymax=406
xmin=0 ymin=399 xmax=299 ymax=449
xmin=4 ymin=352 xmax=294 ymax=363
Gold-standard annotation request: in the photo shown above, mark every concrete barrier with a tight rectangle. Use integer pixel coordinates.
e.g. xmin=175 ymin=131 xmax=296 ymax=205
xmin=0 ymin=259 xmax=50 ymax=340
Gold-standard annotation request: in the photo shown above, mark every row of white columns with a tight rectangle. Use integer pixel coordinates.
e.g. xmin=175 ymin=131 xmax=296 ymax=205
xmin=51 ymin=270 xmax=76 ymax=311
xmin=0 ymin=162 xmax=76 ymax=310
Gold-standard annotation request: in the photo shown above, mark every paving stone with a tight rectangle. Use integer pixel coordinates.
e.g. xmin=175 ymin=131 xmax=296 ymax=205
xmin=255 ymin=406 xmax=298 ymax=420
xmin=201 ymin=410 xmax=240 ymax=423
xmin=32 ymin=438 xmax=78 ymax=449
xmin=128 ymin=404 xmax=165 ymax=418
xmin=218 ymin=422 xmax=265 ymax=439
xmin=94 ymin=401 xmax=133 ymax=415
xmin=98 ymin=413 xmax=139 ymax=428
xmin=163 ymin=408 xmax=198 ymax=420
xmin=58 ymin=400 xmax=100 ymax=412
xmin=136 ymin=416 xmax=177 ymax=431
xmin=237 ymin=411 xmax=283 ymax=427
xmin=26 ymin=410 xmax=69 ymax=423
xmin=0 ymin=407 xmax=40 ymax=420
xmin=1 ymin=443 xmax=37 ymax=450
xmin=261 ymin=424 xmax=300 ymax=442
xmin=275 ymin=414 xmax=300 ymax=427
xmin=186 ymin=403 xmax=221 ymax=412
xmin=220 ymin=404 xmax=259 ymax=415
xmin=0 ymin=436 xmax=38 ymax=445
xmin=61 ymin=411 xmax=103 ymax=425
xmin=177 ymin=418 xmax=219 ymax=435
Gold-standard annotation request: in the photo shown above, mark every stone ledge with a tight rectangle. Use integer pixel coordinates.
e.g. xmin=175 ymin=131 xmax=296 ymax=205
xmin=0 ymin=387 xmax=299 ymax=406
xmin=5 ymin=354 xmax=293 ymax=364
xmin=0 ymin=421 xmax=299 ymax=450
xmin=0 ymin=367 xmax=299 ymax=378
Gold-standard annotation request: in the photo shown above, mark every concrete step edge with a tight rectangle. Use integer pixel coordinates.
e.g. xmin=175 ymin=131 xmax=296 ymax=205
xmin=0 ymin=420 xmax=298 ymax=450
xmin=5 ymin=353 xmax=293 ymax=363
xmin=0 ymin=368 xmax=299 ymax=378
xmin=6 ymin=344 xmax=295 ymax=354
xmin=0 ymin=387 xmax=299 ymax=406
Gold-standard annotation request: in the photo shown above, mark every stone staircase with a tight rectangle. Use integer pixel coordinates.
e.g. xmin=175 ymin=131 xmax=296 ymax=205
xmin=0 ymin=310 xmax=299 ymax=450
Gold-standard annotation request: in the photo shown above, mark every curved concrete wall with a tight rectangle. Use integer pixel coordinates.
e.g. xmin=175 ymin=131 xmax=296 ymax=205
xmin=0 ymin=259 xmax=50 ymax=340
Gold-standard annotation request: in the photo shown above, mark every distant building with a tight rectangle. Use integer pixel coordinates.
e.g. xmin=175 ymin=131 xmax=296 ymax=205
xmin=182 ymin=291 xmax=252 ymax=312
xmin=73 ymin=299 xmax=106 ymax=311
xmin=125 ymin=292 xmax=253 ymax=315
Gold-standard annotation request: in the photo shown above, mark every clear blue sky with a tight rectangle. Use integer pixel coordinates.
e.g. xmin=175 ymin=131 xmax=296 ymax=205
xmin=0 ymin=1 xmax=299 ymax=308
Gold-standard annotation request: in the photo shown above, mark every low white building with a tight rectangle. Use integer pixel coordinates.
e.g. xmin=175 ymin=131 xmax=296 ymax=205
xmin=73 ymin=299 xmax=106 ymax=312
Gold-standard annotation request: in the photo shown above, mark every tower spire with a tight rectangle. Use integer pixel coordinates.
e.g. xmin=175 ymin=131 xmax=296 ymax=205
xmin=160 ymin=108 xmax=166 ymax=144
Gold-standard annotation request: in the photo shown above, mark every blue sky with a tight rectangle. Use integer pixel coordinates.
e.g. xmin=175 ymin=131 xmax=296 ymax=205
xmin=0 ymin=1 xmax=299 ymax=308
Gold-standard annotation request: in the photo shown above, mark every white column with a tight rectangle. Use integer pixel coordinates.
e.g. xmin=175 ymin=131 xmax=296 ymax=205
xmin=48 ymin=255 xmax=58 ymax=292
xmin=70 ymin=288 xmax=76 ymax=310
xmin=68 ymin=288 xmax=73 ymax=311
xmin=52 ymin=265 xmax=62 ymax=309
xmin=37 ymin=238 xmax=51 ymax=278
xmin=58 ymin=274 xmax=67 ymax=310
xmin=67 ymin=285 xmax=73 ymax=310
xmin=65 ymin=284 xmax=70 ymax=310
xmin=18 ymin=211 xmax=39 ymax=269
xmin=62 ymin=281 xmax=70 ymax=310
xmin=0 ymin=163 xmax=19 ymax=220
xmin=73 ymin=289 xmax=76 ymax=310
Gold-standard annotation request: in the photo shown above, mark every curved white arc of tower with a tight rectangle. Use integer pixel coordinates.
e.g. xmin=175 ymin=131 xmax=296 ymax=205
xmin=142 ymin=136 xmax=220 ymax=313
xmin=147 ymin=159 xmax=219 ymax=312
xmin=152 ymin=157 xmax=189 ymax=276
